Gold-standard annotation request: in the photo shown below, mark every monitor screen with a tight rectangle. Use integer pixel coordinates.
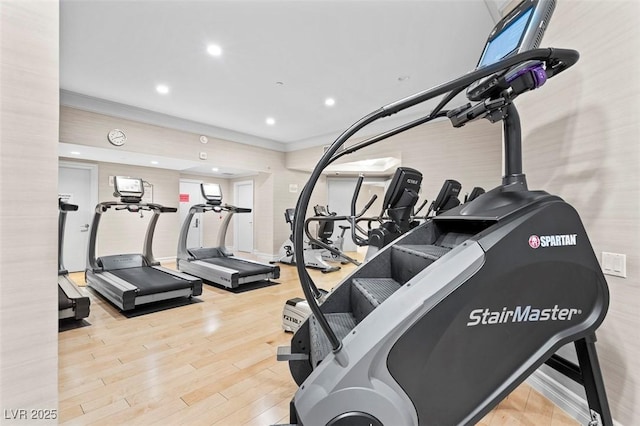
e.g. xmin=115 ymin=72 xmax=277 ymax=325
xmin=114 ymin=176 xmax=144 ymax=197
xmin=467 ymin=0 xmax=555 ymax=101
xmin=478 ymin=7 xmax=533 ymax=68
xmin=201 ymin=183 xmax=222 ymax=202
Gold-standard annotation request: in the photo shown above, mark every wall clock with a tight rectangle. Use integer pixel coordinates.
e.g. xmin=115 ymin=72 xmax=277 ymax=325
xmin=107 ymin=129 xmax=126 ymax=146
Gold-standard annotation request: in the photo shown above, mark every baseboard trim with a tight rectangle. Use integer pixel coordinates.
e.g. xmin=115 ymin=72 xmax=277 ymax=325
xmin=253 ymin=251 xmax=278 ymax=263
xmin=526 ymin=369 xmax=622 ymax=426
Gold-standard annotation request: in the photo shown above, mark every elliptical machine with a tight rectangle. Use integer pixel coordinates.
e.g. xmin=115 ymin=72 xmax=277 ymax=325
xmin=276 ymin=1 xmax=612 ymax=424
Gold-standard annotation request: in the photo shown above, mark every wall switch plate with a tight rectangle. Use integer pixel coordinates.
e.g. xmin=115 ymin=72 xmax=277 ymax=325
xmin=199 ymin=152 xmax=208 ymax=160
xmin=602 ymin=252 xmax=626 ymax=278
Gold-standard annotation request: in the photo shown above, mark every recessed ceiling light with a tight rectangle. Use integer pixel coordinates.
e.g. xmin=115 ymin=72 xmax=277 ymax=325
xmin=207 ymin=44 xmax=223 ymax=57
xmin=70 ymin=151 xmax=81 ymax=155
xmin=151 ymin=161 xmax=159 ymax=165
xmin=266 ymin=117 xmax=276 ymax=126
xmin=156 ymin=84 xmax=170 ymax=94
xmin=211 ymin=167 xmax=219 ymax=172
xmin=324 ymin=97 xmax=336 ymax=107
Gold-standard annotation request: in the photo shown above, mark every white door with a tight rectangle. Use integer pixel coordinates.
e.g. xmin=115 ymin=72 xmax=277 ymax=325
xmin=179 ymin=180 xmax=203 ymax=249
xmin=58 ymin=163 xmax=97 ymax=272
xmin=234 ymin=181 xmax=254 ymax=253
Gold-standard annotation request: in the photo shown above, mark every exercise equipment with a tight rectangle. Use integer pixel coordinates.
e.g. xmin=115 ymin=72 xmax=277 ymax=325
xmin=281 ymin=206 xmax=357 ymax=333
xmin=465 ymin=186 xmax=486 ymax=203
xmin=423 ymin=179 xmax=462 ymax=217
xmin=58 ymin=198 xmax=90 ymax=321
xmin=274 ymin=208 xmax=341 ymax=274
xmin=313 ymin=205 xmax=351 ymax=265
xmin=277 ymin=0 xmax=612 ymax=424
xmin=86 ymin=177 xmax=202 ymax=311
xmin=177 ymin=183 xmax=280 ymax=288
xmin=350 ymin=167 xmax=423 ymax=261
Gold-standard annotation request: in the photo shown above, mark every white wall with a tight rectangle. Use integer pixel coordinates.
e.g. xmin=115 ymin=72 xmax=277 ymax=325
xmin=0 ymin=1 xmax=59 ymax=421
xmin=515 ymin=1 xmax=640 ymax=424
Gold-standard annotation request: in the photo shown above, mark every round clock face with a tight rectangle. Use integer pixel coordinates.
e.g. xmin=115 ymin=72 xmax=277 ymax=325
xmin=108 ymin=129 xmax=126 ymax=146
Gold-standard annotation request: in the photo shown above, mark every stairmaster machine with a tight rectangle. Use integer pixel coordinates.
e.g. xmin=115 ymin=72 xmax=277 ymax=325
xmin=277 ymin=0 xmax=612 ymax=425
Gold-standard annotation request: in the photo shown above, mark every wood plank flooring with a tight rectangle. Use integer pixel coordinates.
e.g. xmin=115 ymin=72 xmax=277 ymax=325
xmin=60 ymin=258 xmax=578 ymax=425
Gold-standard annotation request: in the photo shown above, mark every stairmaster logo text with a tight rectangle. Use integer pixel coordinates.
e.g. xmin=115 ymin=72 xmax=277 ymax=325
xmin=467 ymin=305 xmax=582 ymax=327
xmin=528 ymin=234 xmax=577 ymax=249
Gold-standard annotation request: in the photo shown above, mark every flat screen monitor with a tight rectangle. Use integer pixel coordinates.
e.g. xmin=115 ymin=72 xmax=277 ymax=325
xmin=467 ymin=0 xmax=555 ymax=100
xmin=114 ymin=176 xmax=144 ymax=198
xmin=201 ymin=183 xmax=222 ymax=203
xmin=383 ymin=167 xmax=422 ymax=209
xmin=478 ymin=7 xmax=533 ymax=68
xmin=477 ymin=0 xmax=555 ymax=69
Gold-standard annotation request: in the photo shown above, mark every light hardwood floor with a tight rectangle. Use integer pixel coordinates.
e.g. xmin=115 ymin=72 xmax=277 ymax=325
xmin=60 ymin=258 xmax=578 ymax=425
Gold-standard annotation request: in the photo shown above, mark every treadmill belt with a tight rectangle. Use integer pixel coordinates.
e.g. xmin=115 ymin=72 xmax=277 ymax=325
xmin=200 ymin=257 xmax=275 ymax=278
xmin=58 ymin=286 xmax=73 ymax=310
xmin=109 ymin=267 xmax=192 ymax=296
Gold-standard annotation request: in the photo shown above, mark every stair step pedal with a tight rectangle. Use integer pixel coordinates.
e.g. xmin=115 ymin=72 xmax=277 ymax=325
xmin=277 ymin=346 xmax=309 ymax=362
xmin=351 ymin=278 xmax=401 ymax=323
xmin=352 ymin=278 xmax=401 ymax=307
xmin=393 ymin=244 xmax=451 ymax=260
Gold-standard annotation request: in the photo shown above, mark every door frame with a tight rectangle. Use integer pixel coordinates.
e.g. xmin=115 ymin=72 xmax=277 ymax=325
xmin=233 ymin=180 xmax=254 ymax=253
xmin=58 ymin=160 xmax=99 ymax=271
xmin=58 ymin=160 xmax=99 ymax=210
xmin=179 ymin=178 xmax=204 ymax=248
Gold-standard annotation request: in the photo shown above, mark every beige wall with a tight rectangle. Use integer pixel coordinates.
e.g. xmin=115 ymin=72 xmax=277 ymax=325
xmin=0 ymin=0 xmax=59 ymax=419
xmin=516 ymin=2 xmax=640 ymax=424
xmin=60 ymin=107 xmax=285 ymax=173
xmin=286 ymin=119 xmax=503 ymax=205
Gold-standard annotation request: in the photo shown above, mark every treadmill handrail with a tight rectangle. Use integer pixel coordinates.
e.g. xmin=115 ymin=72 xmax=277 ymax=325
xmin=58 ymin=199 xmax=78 ymax=273
xmin=86 ymin=199 xmax=177 ymax=271
xmin=293 ymin=48 xmax=580 ymax=354
xmin=177 ymin=202 xmax=252 ymax=261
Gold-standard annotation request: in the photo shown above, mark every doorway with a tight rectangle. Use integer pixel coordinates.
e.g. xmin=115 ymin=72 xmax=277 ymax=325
xmin=58 ymin=162 xmax=98 ymax=272
xmin=234 ymin=181 xmax=254 ymax=253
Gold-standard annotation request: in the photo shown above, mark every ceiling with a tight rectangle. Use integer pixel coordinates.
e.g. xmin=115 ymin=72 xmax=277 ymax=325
xmin=60 ymin=0 xmax=504 ymax=153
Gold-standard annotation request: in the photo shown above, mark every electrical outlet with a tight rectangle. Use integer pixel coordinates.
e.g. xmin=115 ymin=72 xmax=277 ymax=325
xmin=199 ymin=152 xmax=208 ymax=160
xmin=602 ymin=252 xmax=626 ymax=278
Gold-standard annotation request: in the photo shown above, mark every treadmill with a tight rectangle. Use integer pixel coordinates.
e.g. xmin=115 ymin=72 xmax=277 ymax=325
xmin=177 ymin=183 xmax=280 ymax=289
xmin=58 ymin=198 xmax=90 ymax=321
xmin=86 ymin=176 xmax=202 ymax=311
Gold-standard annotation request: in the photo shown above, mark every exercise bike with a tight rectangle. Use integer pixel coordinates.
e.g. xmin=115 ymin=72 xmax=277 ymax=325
xmin=312 ymin=205 xmax=351 ymax=265
xmin=273 ymin=208 xmax=341 ymax=274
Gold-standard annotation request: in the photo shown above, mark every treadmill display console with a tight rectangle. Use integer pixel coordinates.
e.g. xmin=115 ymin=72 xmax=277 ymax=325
xmin=201 ymin=183 xmax=223 ymax=204
xmin=114 ymin=176 xmax=144 ymax=198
